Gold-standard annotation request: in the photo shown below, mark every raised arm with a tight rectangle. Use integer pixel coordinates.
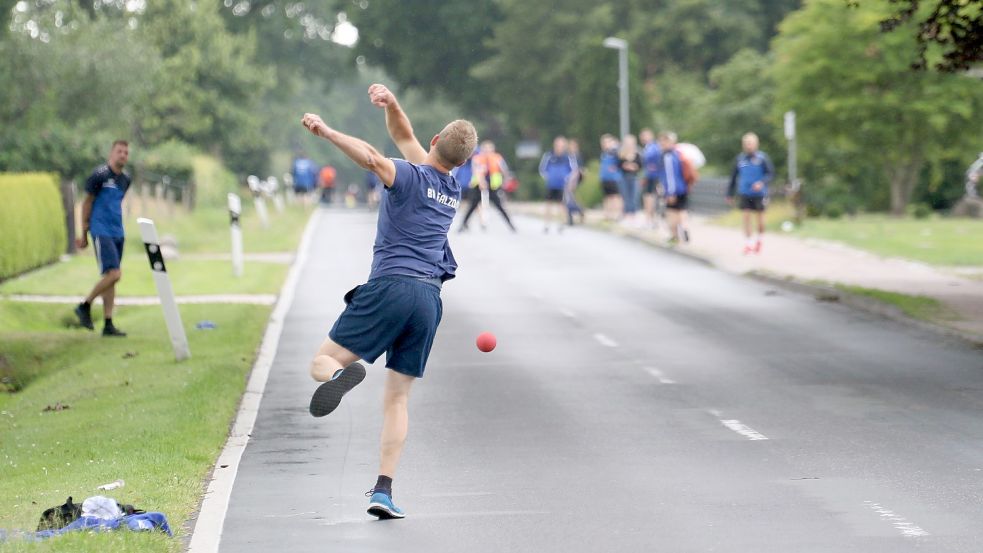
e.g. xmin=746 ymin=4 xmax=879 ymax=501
xmin=368 ymin=84 xmax=427 ymax=164
xmin=301 ymin=113 xmax=397 ymax=187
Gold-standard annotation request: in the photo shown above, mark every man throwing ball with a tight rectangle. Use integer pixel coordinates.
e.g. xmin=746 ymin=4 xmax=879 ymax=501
xmin=301 ymin=84 xmax=477 ymax=520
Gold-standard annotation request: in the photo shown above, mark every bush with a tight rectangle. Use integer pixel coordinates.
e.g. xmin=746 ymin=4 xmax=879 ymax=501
xmin=0 ymin=173 xmax=67 ymax=280
xmin=825 ymin=203 xmax=844 ymax=219
xmin=136 ymin=140 xmax=196 ymax=199
xmin=575 ymin=160 xmax=603 ymax=208
xmin=192 ymin=155 xmax=240 ymax=208
xmin=910 ymin=203 xmax=933 ymax=219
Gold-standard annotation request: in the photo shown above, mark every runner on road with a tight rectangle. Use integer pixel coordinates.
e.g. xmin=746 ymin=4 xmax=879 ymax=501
xmin=301 ymin=83 xmax=477 ymax=520
xmin=458 ymin=140 xmax=517 ymax=232
xmin=655 ymin=132 xmax=697 ymax=244
xmin=539 ymin=136 xmax=577 ymax=233
xmin=727 ymin=132 xmax=774 ymax=254
xmin=639 ymin=128 xmax=661 ymax=229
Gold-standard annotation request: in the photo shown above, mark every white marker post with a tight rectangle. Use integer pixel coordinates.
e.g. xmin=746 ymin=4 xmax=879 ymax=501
xmin=246 ymin=175 xmax=270 ymax=228
xmin=267 ymin=176 xmax=285 ymax=213
xmin=228 ymin=193 xmax=244 ymax=278
xmin=138 ymin=218 xmax=191 ymax=361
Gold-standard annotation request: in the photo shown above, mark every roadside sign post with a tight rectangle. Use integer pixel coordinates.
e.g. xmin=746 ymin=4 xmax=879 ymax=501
xmin=138 ymin=218 xmax=191 ymax=361
xmin=784 ymin=110 xmax=802 ymax=223
xmin=268 ymin=176 xmax=285 ymax=213
xmin=228 ymin=193 xmax=244 ymax=278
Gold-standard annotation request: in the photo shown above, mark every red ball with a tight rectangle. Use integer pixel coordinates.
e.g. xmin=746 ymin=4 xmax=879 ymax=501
xmin=476 ymin=331 xmax=497 ymax=353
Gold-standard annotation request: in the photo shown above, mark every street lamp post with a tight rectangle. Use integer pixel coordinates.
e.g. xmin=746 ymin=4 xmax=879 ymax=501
xmin=603 ymin=37 xmax=629 ymax=139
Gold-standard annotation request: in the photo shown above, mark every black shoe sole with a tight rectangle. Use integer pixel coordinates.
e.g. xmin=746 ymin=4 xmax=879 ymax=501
xmin=102 ymin=331 xmax=127 ymax=338
xmin=309 ymin=362 xmax=366 ymax=417
xmin=74 ymin=306 xmax=94 ymax=330
xmin=367 ymin=505 xmax=405 ymax=520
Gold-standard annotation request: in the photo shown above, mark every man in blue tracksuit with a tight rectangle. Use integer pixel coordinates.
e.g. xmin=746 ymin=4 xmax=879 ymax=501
xmin=539 ymin=136 xmax=577 ymax=233
xmin=639 ymin=128 xmax=661 ymax=227
xmin=727 ymin=132 xmax=774 ymax=254
xmin=655 ymin=131 xmax=695 ymax=244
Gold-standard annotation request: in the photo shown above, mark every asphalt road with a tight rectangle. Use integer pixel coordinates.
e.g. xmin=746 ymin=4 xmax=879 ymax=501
xmin=219 ymin=209 xmax=983 ymax=553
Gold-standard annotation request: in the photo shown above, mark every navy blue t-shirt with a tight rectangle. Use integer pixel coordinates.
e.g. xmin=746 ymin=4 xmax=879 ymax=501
xmin=85 ymin=164 xmax=130 ymax=238
xmin=368 ymin=159 xmax=461 ymax=282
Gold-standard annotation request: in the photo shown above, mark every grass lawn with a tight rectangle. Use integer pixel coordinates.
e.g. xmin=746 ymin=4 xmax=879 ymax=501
xmin=120 ymin=200 xmax=312 ymax=255
xmin=0 ymin=300 xmax=274 ymax=552
xmin=835 ymin=285 xmax=956 ymax=322
xmin=713 ymin=203 xmax=983 ymax=266
xmin=0 ymin=256 xmax=287 ymax=297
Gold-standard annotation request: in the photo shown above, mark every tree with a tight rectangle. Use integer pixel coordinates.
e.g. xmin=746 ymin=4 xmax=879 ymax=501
xmin=0 ymin=9 xmax=160 ymax=180
xmin=864 ymin=0 xmax=983 ymax=72
xmin=138 ymin=0 xmax=274 ymax=174
xmin=348 ymin=0 xmax=501 ymax=114
xmin=773 ymin=0 xmax=983 ymax=214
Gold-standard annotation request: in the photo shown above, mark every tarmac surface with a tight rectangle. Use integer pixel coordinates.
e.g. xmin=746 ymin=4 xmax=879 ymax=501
xmin=218 ymin=209 xmax=983 ymax=552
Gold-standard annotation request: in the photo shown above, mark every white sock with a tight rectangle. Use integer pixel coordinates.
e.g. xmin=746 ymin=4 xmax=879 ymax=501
xmin=746 ymin=237 xmax=755 ymax=248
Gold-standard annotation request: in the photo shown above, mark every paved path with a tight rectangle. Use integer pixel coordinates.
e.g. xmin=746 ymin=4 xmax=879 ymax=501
xmin=214 ymin=209 xmax=983 ymax=552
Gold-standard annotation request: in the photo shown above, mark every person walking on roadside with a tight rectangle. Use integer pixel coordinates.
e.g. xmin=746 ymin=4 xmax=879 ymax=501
xmin=458 ymin=140 xmax=517 ymax=232
xmin=656 ymin=131 xmax=697 ymax=244
xmin=599 ymin=134 xmax=623 ymax=221
xmin=74 ymin=140 xmax=131 ymax=337
xmin=727 ymin=132 xmax=774 ymax=254
xmin=539 ymin=136 xmax=577 ymax=233
xmin=639 ymin=128 xmax=661 ymax=228
xmin=301 ymin=83 xmax=477 ymax=520
xmin=566 ymin=139 xmax=586 ymax=226
xmin=618 ymin=134 xmax=643 ymax=226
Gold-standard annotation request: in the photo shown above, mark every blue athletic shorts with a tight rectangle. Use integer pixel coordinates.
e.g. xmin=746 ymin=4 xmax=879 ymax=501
xmin=93 ymin=235 xmax=124 ymax=274
xmin=329 ymin=275 xmax=443 ymax=378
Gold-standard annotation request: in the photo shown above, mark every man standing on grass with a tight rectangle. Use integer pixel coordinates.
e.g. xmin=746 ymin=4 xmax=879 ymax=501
xmin=74 ymin=140 xmax=130 ymax=338
xmin=301 ymin=84 xmax=477 ymax=520
xmin=727 ymin=132 xmax=774 ymax=254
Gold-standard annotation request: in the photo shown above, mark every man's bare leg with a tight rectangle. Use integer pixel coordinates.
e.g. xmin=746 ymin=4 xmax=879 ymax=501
xmin=309 ymin=336 xmax=365 ymax=417
xmin=101 ymin=282 xmax=117 ymax=320
xmin=310 ymin=336 xmax=360 ymax=382
xmin=379 ymin=370 xmax=415 ymax=478
xmin=84 ymin=269 xmax=121 ymax=306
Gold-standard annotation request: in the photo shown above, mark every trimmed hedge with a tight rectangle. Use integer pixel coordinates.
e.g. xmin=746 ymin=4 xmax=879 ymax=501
xmin=0 ymin=173 xmax=67 ymax=280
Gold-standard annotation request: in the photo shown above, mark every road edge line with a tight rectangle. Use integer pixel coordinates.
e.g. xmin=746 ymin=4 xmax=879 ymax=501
xmin=186 ymin=208 xmax=323 ymax=553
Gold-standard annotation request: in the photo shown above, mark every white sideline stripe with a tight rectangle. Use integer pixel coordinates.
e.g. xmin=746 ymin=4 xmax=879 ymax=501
xmin=645 ymin=367 xmax=676 ymax=384
xmin=719 ymin=419 xmax=769 ymax=441
xmin=4 ymin=294 xmax=277 ymax=306
xmin=593 ymin=333 xmax=618 ymax=348
xmin=188 ymin=209 xmax=322 ymax=553
xmin=863 ymin=501 xmax=930 ymax=537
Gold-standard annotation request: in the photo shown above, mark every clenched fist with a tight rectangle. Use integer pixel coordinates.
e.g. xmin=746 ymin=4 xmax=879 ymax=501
xmin=368 ymin=84 xmax=396 ymax=108
xmin=301 ymin=113 xmax=329 ymax=138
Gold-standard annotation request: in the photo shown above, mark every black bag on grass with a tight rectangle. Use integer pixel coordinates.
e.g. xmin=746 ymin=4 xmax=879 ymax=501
xmin=37 ymin=496 xmax=146 ymax=531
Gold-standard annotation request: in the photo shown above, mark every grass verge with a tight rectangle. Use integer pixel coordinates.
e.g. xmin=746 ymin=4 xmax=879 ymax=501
xmin=0 ymin=300 xmax=272 ymax=552
xmin=0 ymin=256 xmax=287 ymax=297
xmin=834 ymin=285 xmax=957 ymax=322
xmin=713 ymin=205 xmax=983 ymax=267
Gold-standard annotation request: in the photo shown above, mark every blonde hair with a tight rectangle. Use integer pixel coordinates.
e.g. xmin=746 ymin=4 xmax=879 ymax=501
xmin=436 ymin=120 xmax=478 ymax=167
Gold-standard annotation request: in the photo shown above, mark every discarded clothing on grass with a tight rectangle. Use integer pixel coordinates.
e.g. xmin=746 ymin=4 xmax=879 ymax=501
xmin=2 ymin=512 xmax=172 ymax=542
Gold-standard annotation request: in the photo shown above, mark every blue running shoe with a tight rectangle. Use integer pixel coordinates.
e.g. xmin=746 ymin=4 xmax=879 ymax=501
xmin=366 ymin=490 xmax=405 ymax=520
xmin=309 ymin=362 xmax=366 ymax=418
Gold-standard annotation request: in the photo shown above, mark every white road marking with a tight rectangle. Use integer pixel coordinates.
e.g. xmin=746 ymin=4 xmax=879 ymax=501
xmin=188 ymin=209 xmax=322 ymax=553
xmin=645 ymin=367 xmax=676 ymax=384
xmin=863 ymin=501 xmax=930 ymax=537
xmin=593 ymin=333 xmax=619 ymax=348
xmin=559 ymin=308 xmax=577 ymax=319
xmin=719 ymin=419 xmax=769 ymax=441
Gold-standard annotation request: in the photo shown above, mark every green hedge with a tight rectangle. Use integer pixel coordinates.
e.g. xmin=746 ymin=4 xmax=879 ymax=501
xmin=0 ymin=173 xmax=67 ymax=280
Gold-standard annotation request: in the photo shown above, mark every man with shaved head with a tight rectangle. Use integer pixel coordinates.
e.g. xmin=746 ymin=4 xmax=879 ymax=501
xmin=301 ymin=83 xmax=477 ymax=520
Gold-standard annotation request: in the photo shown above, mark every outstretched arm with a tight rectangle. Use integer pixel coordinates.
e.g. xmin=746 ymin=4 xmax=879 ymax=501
xmin=301 ymin=113 xmax=397 ymax=187
xmin=368 ymin=84 xmax=427 ymax=164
